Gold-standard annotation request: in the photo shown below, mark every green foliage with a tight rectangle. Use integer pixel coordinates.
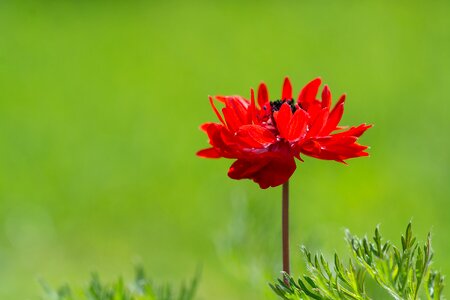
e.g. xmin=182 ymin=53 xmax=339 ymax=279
xmin=271 ymin=223 xmax=445 ymax=300
xmin=41 ymin=267 xmax=199 ymax=300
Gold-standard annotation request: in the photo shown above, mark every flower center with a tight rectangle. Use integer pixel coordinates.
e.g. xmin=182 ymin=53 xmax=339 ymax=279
xmin=270 ymin=99 xmax=297 ymax=113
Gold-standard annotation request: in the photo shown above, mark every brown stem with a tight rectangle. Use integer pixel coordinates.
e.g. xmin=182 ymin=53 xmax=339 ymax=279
xmin=282 ymin=180 xmax=290 ymax=277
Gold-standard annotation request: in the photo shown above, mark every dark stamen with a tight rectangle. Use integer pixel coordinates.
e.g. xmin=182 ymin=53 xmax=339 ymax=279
xmin=270 ymin=99 xmax=297 ymax=113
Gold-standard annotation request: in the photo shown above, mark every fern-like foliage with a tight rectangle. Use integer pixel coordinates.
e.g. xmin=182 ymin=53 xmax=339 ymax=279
xmin=270 ymin=223 xmax=445 ymax=300
xmin=41 ymin=267 xmax=199 ymax=300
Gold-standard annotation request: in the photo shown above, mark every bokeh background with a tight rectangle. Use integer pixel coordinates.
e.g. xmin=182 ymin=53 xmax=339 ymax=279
xmin=1 ymin=1 xmax=449 ymax=299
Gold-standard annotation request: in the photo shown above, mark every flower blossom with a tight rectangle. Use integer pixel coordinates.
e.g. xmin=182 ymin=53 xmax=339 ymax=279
xmin=197 ymin=77 xmax=371 ymax=189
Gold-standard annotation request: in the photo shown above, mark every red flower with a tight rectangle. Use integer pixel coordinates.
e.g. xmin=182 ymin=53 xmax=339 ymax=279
xmin=197 ymin=77 xmax=372 ymax=189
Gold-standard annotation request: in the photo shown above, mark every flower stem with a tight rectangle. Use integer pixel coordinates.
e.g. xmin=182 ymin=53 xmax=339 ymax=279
xmin=282 ymin=180 xmax=290 ymax=277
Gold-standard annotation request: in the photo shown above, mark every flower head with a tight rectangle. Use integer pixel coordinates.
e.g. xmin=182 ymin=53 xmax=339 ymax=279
xmin=197 ymin=77 xmax=371 ymax=189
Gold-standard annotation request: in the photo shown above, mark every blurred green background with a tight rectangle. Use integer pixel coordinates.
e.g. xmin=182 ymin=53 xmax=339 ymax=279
xmin=1 ymin=1 xmax=449 ymax=299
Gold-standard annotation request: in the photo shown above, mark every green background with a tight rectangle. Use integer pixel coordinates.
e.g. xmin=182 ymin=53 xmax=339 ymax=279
xmin=1 ymin=1 xmax=449 ymax=299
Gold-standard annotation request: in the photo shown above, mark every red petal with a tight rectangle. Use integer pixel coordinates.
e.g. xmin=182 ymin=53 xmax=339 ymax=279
xmin=222 ymin=107 xmax=241 ymax=132
xmin=321 ymin=85 xmax=331 ymax=109
xmin=274 ymin=103 xmax=292 ymax=139
xmin=282 ymin=77 xmax=293 ymax=100
xmin=209 ymin=96 xmax=225 ymax=125
xmin=300 ymin=135 xmax=370 ymax=162
xmin=305 ymin=100 xmax=322 ymax=120
xmin=236 ymin=125 xmax=276 ymax=148
xmin=228 ymin=159 xmax=267 ymax=181
xmin=228 ymin=156 xmax=296 ymax=189
xmin=332 ymin=123 xmax=372 ymax=138
xmin=322 ymin=94 xmax=346 ymax=135
xmin=223 ymin=97 xmax=248 ymax=126
xmin=200 ymin=123 xmax=226 ymax=146
xmin=199 ymin=122 xmax=241 ymax=158
xmin=196 ymin=147 xmax=221 ymax=158
xmin=287 ymin=108 xmax=308 ymax=142
xmin=298 ymin=78 xmax=321 ymax=110
xmin=219 ymin=128 xmax=237 ymax=150
xmin=200 ymin=122 xmax=213 ymax=133
xmin=257 ymin=82 xmax=269 ymax=108
xmin=253 ymin=157 xmax=296 ymax=189
xmin=200 ymin=122 xmax=222 ymax=136
xmin=307 ymin=108 xmax=329 ymax=138
xmin=248 ymin=88 xmax=259 ymax=124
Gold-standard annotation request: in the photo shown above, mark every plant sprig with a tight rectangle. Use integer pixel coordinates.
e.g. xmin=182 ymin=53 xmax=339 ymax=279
xmin=270 ymin=223 xmax=445 ymax=300
xmin=41 ymin=267 xmax=199 ymax=300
